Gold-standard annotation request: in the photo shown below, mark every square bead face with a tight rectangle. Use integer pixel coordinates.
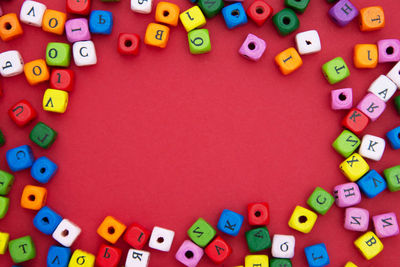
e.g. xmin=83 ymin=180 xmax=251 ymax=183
xmin=353 ymin=44 xmax=378 ymax=69
xmin=272 ymin=8 xmax=299 ymax=36
xmin=188 ymin=29 xmax=211 ymax=55
xmin=73 ymin=41 xmax=97 ymax=67
xmin=155 ymin=2 xmax=180 ymax=26
xmin=239 ymin=33 xmax=266 ymax=61
xmin=246 ymin=0 xmax=273 ymax=26
xmin=20 ymin=185 xmax=47 ymax=210
xmin=295 ymin=30 xmax=321 ymax=55
xmin=0 ymin=170 xmax=14 ymax=195
xmin=125 ymin=249 xmax=150 ymax=267
xmin=144 ymin=23 xmax=170 ymax=48
xmin=180 ymin=6 xmax=206 ymax=32
xmin=271 ymin=234 xmax=295 ymax=258
xmin=383 ymin=165 xmax=400 ymax=192
xmin=245 ymin=255 xmax=269 ymax=267
xmin=46 ymin=43 xmax=71 ymax=67
xmin=386 ymin=126 xmax=400 ymax=150
xmin=33 ymin=206 xmax=62 ymax=235
xmin=65 ymin=18 xmax=91 ymax=43
xmin=285 ymin=0 xmax=310 ymax=13
xmin=175 ymin=240 xmax=204 ymax=266
xmin=96 ymin=244 xmax=122 ymax=267
xmin=275 ymin=47 xmax=303 ymax=75
xmin=0 ymin=232 xmax=10 ymax=254
xmin=248 ymin=202 xmax=269 ymax=225
xmin=131 ymin=0 xmax=153 ymax=14
xmin=42 ymin=10 xmax=67 ymax=35
xmin=306 ymin=187 xmax=334 ymax=215
xmin=148 ymin=226 xmax=175 ymax=252
xmin=0 ymin=50 xmax=24 ymax=77
xmin=0 ymin=13 xmax=24 ymax=41
xmin=198 ymin=0 xmax=224 ymax=18
xmin=30 ymin=122 xmax=57 ymax=149
xmin=204 ymin=236 xmax=231 ymax=264
xmin=8 ymin=100 xmax=37 ymax=127
xmin=333 ymin=182 xmax=362 ymax=208
xmin=359 ymin=135 xmax=385 ymax=161
xmin=217 ymin=209 xmax=244 ymax=236
xmin=304 ymin=243 xmax=330 ymax=267
xmin=0 ymin=196 xmax=10 ymax=219
xmin=357 ymin=170 xmax=387 ymax=198
xmin=52 ymin=219 xmax=82 ymax=247
xmin=368 ymin=75 xmax=397 ymax=102
xmin=329 ymin=0 xmax=359 ymax=27
xmin=69 ymin=249 xmax=95 ymax=267
xmin=378 ymin=39 xmax=400 ymax=63
xmin=359 ymin=6 xmax=385 ymax=31
xmin=288 ymin=206 xmax=317 ymax=234
xmin=331 ymin=88 xmax=352 ymax=110
xmin=31 ymin=156 xmax=58 ymax=184
xmin=342 ymin=108 xmax=369 ymax=135
xmin=89 ymin=10 xmax=113 ymax=34
xmin=20 ymin=0 xmax=47 ymax=27
xmin=373 ymin=212 xmax=399 ymax=238
xmin=8 ymin=236 xmax=36 ymax=264
xmin=6 ymin=145 xmax=34 ymax=172
xmin=354 ymin=231 xmax=383 ymax=260
xmin=221 ymin=3 xmax=248 ymax=29
xmin=43 ymin=89 xmax=69 ymax=114
xmin=47 ymin=246 xmax=71 ymax=267
xmin=357 ymin=93 xmax=386 ymax=122
xmin=123 ymin=223 xmax=150 ymax=250
xmin=322 ymin=57 xmax=350 ymax=84
xmin=67 ymin=0 xmax=91 ymax=15
xmin=50 ymin=69 xmax=75 ymax=92
xmin=187 ymin=218 xmax=216 ymax=247
xmin=97 ymin=216 xmax=127 ymax=244
xmin=245 ymin=227 xmax=271 ymax=252
xmin=24 ymin=59 xmax=50 ymax=85
xmin=386 ymin=61 xmax=400 ymax=88
xmin=339 ymin=153 xmax=369 ymax=182
xmin=344 ymin=207 xmax=369 ymax=231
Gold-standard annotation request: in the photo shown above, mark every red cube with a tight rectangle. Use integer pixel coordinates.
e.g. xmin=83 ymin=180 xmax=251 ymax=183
xmin=123 ymin=223 xmax=150 ymax=249
xmin=66 ymin=0 xmax=91 ymax=15
xmin=248 ymin=202 xmax=270 ymax=225
xmin=246 ymin=0 xmax=273 ymax=26
xmin=204 ymin=236 xmax=231 ymax=264
xmin=8 ymin=100 xmax=37 ymax=127
xmin=95 ymin=244 xmax=122 ymax=267
xmin=50 ymin=69 xmax=74 ymax=92
xmin=342 ymin=108 xmax=369 ymax=135
xmin=118 ymin=33 xmax=140 ymax=56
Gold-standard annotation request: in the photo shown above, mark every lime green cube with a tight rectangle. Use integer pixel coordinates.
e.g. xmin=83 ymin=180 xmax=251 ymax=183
xmin=9 ymin=236 xmax=36 ymax=263
xmin=188 ymin=218 xmax=216 ymax=247
xmin=0 ymin=170 xmax=14 ymax=195
xmin=270 ymin=258 xmax=292 ymax=267
xmin=188 ymin=29 xmax=211 ymax=55
xmin=46 ymin=42 xmax=71 ymax=67
xmin=332 ymin=130 xmax=360 ymax=158
xmin=245 ymin=227 xmax=271 ymax=252
xmin=0 ymin=129 xmax=5 ymax=147
xmin=198 ymin=0 xmax=224 ymax=18
xmin=0 ymin=196 xmax=10 ymax=219
xmin=307 ymin=187 xmax=334 ymax=215
xmin=383 ymin=165 xmax=400 ymax=192
xmin=322 ymin=57 xmax=350 ymax=84
xmin=29 ymin=122 xmax=58 ymax=149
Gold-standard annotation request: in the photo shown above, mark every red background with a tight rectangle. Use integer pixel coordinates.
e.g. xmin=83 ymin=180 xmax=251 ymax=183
xmin=1 ymin=0 xmax=400 ymax=266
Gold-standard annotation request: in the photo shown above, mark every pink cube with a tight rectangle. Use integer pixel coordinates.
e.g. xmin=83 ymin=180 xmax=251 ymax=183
xmin=344 ymin=207 xmax=369 ymax=231
xmin=333 ymin=182 xmax=361 ymax=208
xmin=65 ymin=18 xmax=91 ymax=43
xmin=331 ymin=88 xmax=353 ymax=110
xmin=378 ymin=39 xmax=400 ymax=63
xmin=238 ymin=34 xmax=266 ymax=62
xmin=175 ymin=240 xmax=204 ymax=267
xmin=357 ymin=93 xmax=386 ymax=122
xmin=373 ymin=212 xmax=399 ymax=238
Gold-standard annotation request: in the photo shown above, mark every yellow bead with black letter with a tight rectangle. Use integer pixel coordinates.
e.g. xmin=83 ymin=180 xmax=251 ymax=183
xmin=244 ymin=255 xmax=269 ymax=267
xmin=339 ymin=153 xmax=369 ymax=182
xmin=354 ymin=231 xmax=383 ymax=260
xmin=179 ymin=6 xmax=206 ymax=32
xmin=43 ymin=89 xmax=69 ymax=113
xmin=68 ymin=249 xmax=95 ymax=267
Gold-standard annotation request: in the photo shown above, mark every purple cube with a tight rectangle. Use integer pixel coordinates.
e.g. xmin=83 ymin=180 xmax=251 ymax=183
xmin=331 ymin=88 xmax=353 ymax=110
xmin=175 ymin=240 xmax=204 ymax=267
xmin=238 ymin=34 xmax=266 ymax=62
xmin=344 ymin=207 xmax=369 ymax=231
xmin=378 ymin=39 xmax=400 ymax=63
xmin=65 ymin=18 xmax=91 ymax=43
xmin=328 ymin=0 xmax=359 ymax=27
xmin=373 ymin=212 xmax=399 ymax=238
xmin=357 ymin=93 xmax=386 ymax=122
xmin=333 ymin=182 xmax=361 ymax=208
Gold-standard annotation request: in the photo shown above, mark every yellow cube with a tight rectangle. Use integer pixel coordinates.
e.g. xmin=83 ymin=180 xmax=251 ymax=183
xmin=42 ymin=9 xmax=67 ymax=35
xmin=288 ymin=205 xmax=318 ymax=234
xmin=354 ymin=231 xmax=383 ymax=260
xmin=353 ymin=44 xmax=378 ymax=69
xmin=144 ymin=23 xmax=170 ymax=48
xmin=345 ymin=261 xmax=358 ymax=267
xmin=275 ymin=47 xmax=303 ymax=75
xmin=97 ymin=216 xmax=126 ymax=244
xmin=24 ymin=59 xmax=50 ymax=85
xmin=245 ymin=255 xmax=268 ymax=267
xmin=43 ymin=89 xmax=69 ymax=113
xmin=339 ymin=153 xmax=369 ymax=182
xmin=0 ymin=232 xmax=10 ymax=254
xmin=69 ymin=249 xmax=95 ymax=267
xmin=179 ymin=6 xmax=206 ymax=32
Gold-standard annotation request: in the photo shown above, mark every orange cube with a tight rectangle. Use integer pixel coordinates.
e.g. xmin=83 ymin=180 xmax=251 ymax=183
xmin=275 ymin=47 xmax=303 ymax=75
xmin=0 ymin=13 xmax=23 ymax=41
xmin=24 ymin=59 xmax=50 ymax=85
xmin=97 ymin=216 xmax=127 ymax=244
xmin=360 ymin=6 xmax=385 ymax=32
xmin=42 ymin=9 xmax=67 ymax=35
xmin=20 ymin=185 xmax=47 ymax=210
xmin=155 ymin=2 xmax=180 ymax=27
xmin=354 ymin=44 xmax=378 ymax=69
xmin=144 ymin=23 xmax=170 ymax=48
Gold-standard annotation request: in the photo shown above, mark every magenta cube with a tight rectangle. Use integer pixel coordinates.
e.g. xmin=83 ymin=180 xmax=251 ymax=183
xmin=331 ymin=88 xmax=353 ymax=110
xmin=378 ymin=39 xmax=400 ymax=63
xmin=65 ymin=18 xmax=91 ymax=43
xmin=357 ymin=93 xmax=386 ymax=122
xmin=333 ymin=182 xmax=361 ymax=208
xmin=373 ymin=212 xmax=399 ymax=238
xmin=238 ymin=34 xmax=266 ymax=62
xmin=328 ymin=0 xmax=359 ymax=27
xmin=344 ymin=207 xmax=369 ymax=231
xmin=175 ymin=240 xmax=204 ymax=267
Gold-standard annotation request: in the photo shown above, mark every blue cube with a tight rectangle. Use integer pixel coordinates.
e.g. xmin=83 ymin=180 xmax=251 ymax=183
xmin=386 ymin=126 xmax=400 ymax=149
xmin=357 ymin=170 xmax=387 ymax=198
xmin=304 ymin=243 xmax=330 ymax=267
xmin=89 ymin=10 xmax=113 ymax=35
xmin=217 ymin=209 xmax=244 ymax=236
xmin=221 ymin=3 xmax=248 ymax=29
xmin=6 ymin=145 xmax=34 ymax=172
xmin=33 ymin=206 xmax=62 ymax=235
xmin=31 ymin=156 xmax=58 ymax=184
xmin=47 ymin=246 xmax=71 ymax=267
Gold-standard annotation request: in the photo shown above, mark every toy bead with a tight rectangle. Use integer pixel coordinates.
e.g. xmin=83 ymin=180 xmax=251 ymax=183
xmin=285 ymin=0 xmax=310 ymax=14
xmin=180 ymin=6 xmax=207 ymax=32
xmin=332 ymin=130 xmax=360 ymax=158
xmin=357 ymin=93 xmax=386 ymax=122
xmin=353 ymin=44 xmax=378 ymax=69
xmin=69 ymin=249 xmax=95 ymax=267
xmin=295 ymin=30 xmax=321 ymax=55
xmin=198 ymin=0 xmax=224 ymax=18
xmin=118 ymin=33 xmax=140 ymax=55
xmin=6 ymin=145 xmax=35 ymax=172
xmin=20 ymin=1 xmax=47 ymax=27
xmin=52 ymin=219 xmax=81 ymax=247
xmin=383 ymin=165 xmax=400 ymax=192
xmin=144 ymin=23 xmax=170 ymax=48
xmin=0 ymin=197 xmax=10 ymax=219
xmin=221 ymin=3 xmax=248 ymax=30
xmin=322 ymin=57 xmax=350 ymax=84
xmin=97 ymin=216 xmax=127 ymax=244
xmin=89 ymin=10 xmax=113 ymax=35
xmin=377 ymin=39 xmax=400 ymax=63
xmin=328 ymin=0 xmax=359 ymax=27
xmin=245 ymin=254 xmax=268 ymax=267
xmin=24 ymin=59 xmax=50 ymax=85
xmin=8 ymin=100 xmax=37 ymax=127
xmin=386 ymin=126 xmax=400 ymax=150
xmin=245 ymin=227 xmax=272 ymax=252
xmin=339 ymin=153 xmax=369 ymax=182
xmin=72 ymin=41 xmax=97 ymax=67
xmin=367 ymin=75 xmax=396 ymax=102
xmin=175 ymin=240 xmax=204 ymax=267
xmin=0 ymin=232 xmax=10 ymax=254
xmin=331 ymin=88 xmax=352 ymax=110
xmin=42 ymin=9 xmax=67 ymax=35
xmin=358 ymin=135 xmax=385 ymax=161
xmin=187 ymin=218 xmax=216 ymax=247
xmin=50 ymin=69 xmax=75 ymax=92
xmin=386 ymin=61 xmax=400 ymax=88
xmin=8 ymin=236 xmax=36 ymax=264
xmin=246 ymin=0 xmax=273 ymax=26
xmin=0 ymin=170 xmax=14 ymax=195
xmin=33 ymin=206 xmax=62 ymax=235
xmin=357 ymin=170 xmax=387 ymax=198
xmin=65 ymin=18 xmax=91 ymax=43
xmin=306 ymin=187 xmax=334 ymax=215
xmin=341 ymin=108 xmax=369 ymax=135
xmin=217 ymin=209 xmax=244 ymax=236
xmin=148 ymin=226 xmax=175 ymax=252
xmin=20 ymin=185 xmax=47 ymax=211
xmin=123 ymin=223 xmax=150 ymax=250
xmin=131 ymin=0 xmax=153 ymax=14
xmin=43 ymin=89 xmax=69 ymax=114
xmin=372 ymin=212 xmax=399 ymax=238
xmin=31 ymin=156 xmax=58 ymax=184
xmin=247 ymin=202 xmax=269 ymax=225
xmin=272 ymin=8 xmax=299 ymax=36
xmin=0 ymin=13 xmax=23 ymax=41
xmin=344 ymin=207 xmax=369 ymax=232
xmin=354 ymin=231 xmax=383 ymax=260
xmin=66 ymin=0 xmax=91 ymax=15
xmin=359 ymin=6 xmax=385 ymax=31
xmin=188 ymin=29 xmax=211 ymax=55
xmin=304 ymin=243 xmax=330 ymax=267
xmin=239 ymin=34 xmax=266 ymax=61
xmin=0 ymin=50 xmax=24 ymax=77
xmin=46 ymin=43 xmax=71 ymax=67
xmin=47 ymin=246 xmax=71 ymax=267
xmin=155 ymin=2 xmax=180 ymax=26
xmin=204 ymin=236 xmax=231 ymax=264
xmin=333 ymin=182 xmax=362 ymax=208
xmin=275 ymin=47 xmax=302 ymax=75
xmin=125 ymin=249 xmax=150 ymax=266
xmin=95 ymin=244 xmax=122 ymax=267
xmin=288 ymin=206 xmax=317 ymax=233
xmin=271 ymin=234 xmax=295 ymax=258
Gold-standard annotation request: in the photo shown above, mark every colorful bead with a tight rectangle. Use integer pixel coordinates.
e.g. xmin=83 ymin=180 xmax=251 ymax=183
xmin=8 ymin=236 xmax=36 ymax=264
xmin=285 ymin=0 xmax=310 ymax=13
xmin=204 ymin=236 xmax=231 ymax=264
xmin=344 ymin=207 xmax=369 ymax=232
xmin=245 ymin=227 xmax=271 ymax=252
xmin=333 ymin=182 xmax=362 ymax=208
xmin=328 ymin=0 xmax=359 ymax=27
xmin=246 ymin=0 xmax=273 ymax=26
xmin=0 ymin=196 xmax=10 ymax=219
xmin=24 ymin=59 xmax=50 ymax=85
xmin=0 ymin=130 xmax=5 ymax=147
xmin=359 ymin=6 xmax=385 ymax=31
xmin=0 ymin=232 xmax=10 ymax=254
xmin=288 ymin=206 xmax=317 ymax=234
xmin=175 ymin=240 xmax=204 ymax=267
xmin=395 ymin=96 xmax=400 ymax=115
xmin=271 ymin=234 xmax=295 ymax=258
xmin=245 ymin=255 xmax=269 ymax=267
xmin=30 ymin=122 xmax=58 ymax=149
xmin=66 ymin=0 xmax=91 ymax=15
xmin=248 ymin=202 xmax=269 ymax=225
xmin=239 ymin=34 xmax=266 ymax=61
xmin=217 ymin=209 xmax=244 ymax=236
xmin=180 ymin=6 xmax=207 ymax=32
xmin=65 ymin=18 xmax=91 ymax=43
xmin=125 ymin=249 xmax=150 ymax=267
xmin=6 ymin=145 xmax=35 ymax=172
xmin=0 ymin=50 xmax=24 ymax=77
xmin=322 ymin=57 xmax=350 ymax=84
xmin=89 ymin=10 xmax=113 ymax=35
xmin=359 ymin=135 xmax=385 ymax=161
xmin=272 ymin=8 xmax=299 ymax=36
xmin=123 ymin=223 xmax=150 ymax=250
xmin=188 ymin=29 xmax=211 ymax=54
xmin=43 ymin=89 xmax=69 ymax=113
xmin=95 ymin=244 xmax=122 ymax=267
xmin=46 ymin=42 xmax=71 ymax=67
xmin=341 ymin=108 xmax=369 ymax=135
xmin=144 ymin=23 xmax=170 ymax=48
xmin=221 ymin=3 xmax=248 ymax=29
xmin=8 ymin=99 xmax=37 ymax=127
xmin=383 ymin=165 xmax=400 ymax=192
xmin=331 ymin=88 xmax=352 ymax=110
xmin=386 ymin=126 xmax=400 ymax=149
xmin=345 ymin=261 xmax=358 ymax=267
xmin=131 ymin=0 xmax=153 ymax=14
xmin=97 ymin=216 xmax=127 ymax=244
xmin=118 ymin=33 xmax=140 ymax=55
xmin=52 ymin=219 xmax=81 ymax=247
xmin=357 ymin=170 xmax=386 ymax=198
xmin=50 ymin=69 xmax=75 ymax=92
xmin=155 ymin=2 xmax=180 ymax=26
xmin=372 ymin=212 xmax=399 ymax=238
xmin=0 ymin=13 xmax=23 ymax=41
xmin=304 ymin=243 xmax=330 ymax=267
xmin=353 ymin=44 xmax=378 ymax=69
xmin=33 ymin=206 xmax=62 ymax=235
xmin=42 ymin=9 xmax=67 ymax=35
xmin=386 ymin=61 xmax=400 ymax=88
xmin=275 ymin=47 xmax=302 ymax=75
xmin=69 ymin=249 xmax=95 ymax=267
xmin=47 ymin=246 xmax=71 ymax=267
xmin=270 ymin=258 xmax=292 ymax=267
xmin=377 ymin=39 xmax=400 ymax=63
xmin=198 ymin=0 xmax=224 ymax=18
xmin=357 ymin=93 xmax=386 ymax=122
xmin=295 ymin=30 xmax=321 ymax=55
xmin=73 ymin=41 xmax=97 ymax=66
xmin=20 ymin=1 xmax=47 ymax=27
xmin=367 ymin=75 xmax=397 ymax=102
xmin=0 ymin=170 xmax=14 ymax=195
xmin=148 ymin=226 xmax=175 ymax=252
xmin=340 ymin=153 xmax=369 ymax=182
xmin=188 ymin=218 xmax=216 ymax=247
xmin=20 ymin=185 xmax=47 ymax=210
xmin=306 ymin=187 xmax=334 ymax=215
xmin=354 ymin=231 xmax=383 ymax=260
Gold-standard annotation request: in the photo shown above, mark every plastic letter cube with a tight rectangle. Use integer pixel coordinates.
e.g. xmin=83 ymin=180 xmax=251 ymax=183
xmin=329 ymin=0 xmax=358 ymax=27
xmin=131 ymin=0 xmax=153 ymax=14
xmin=155 ymin=2 xmax=180 ymax=26
xmin=332 ymin=130 xmax=360 ymax=158
xmin=285 ymin=0 xmax=309 ymax=13
xmin=246 ymin=0 xmax=273 ymax=26
xmin=123 ymin=223 xmax=150 ymax=249
xmin=359 ymin=135 xmax=385 ymax=161
xmin=248 ymin=202 xmax=269 ymax=225
xmin=246 ymin=227 xmax=271 ymax=252
xmin=345 ymin=262 xmax=358 ymax=267
xmin=333 ymin=182 xmax=361 ymax=207
xmin=6 ymin=145 xmax=34 ymax=172
xmin=239 ymin=34 xmax=266 ymax=61
xmin=47 ymin=246 xmax=71 ymax=267
xmin=31 ymin=156 xmax=58 ymax=184
xmin=89 ymin=10 xmax=113 ymax=35
xmin=180 ymin=6 xmax=206 ymax=32
xmin=0 ymin=196 xmax=9 ymax=219
xmin=95 ymin=244 xmax=122 ymax=267
xmin=275 ymin=47 xmax=302 ymax=75
xmin=383 ymin=165 xmax=400 ymax=192
xmin=149 ymin=226 xmax=174 ymax=252
xmin=24 ymin=59 xmax=50 ymax=85
xmin=270 ymin=258 xmax=292 ymax=267
xmin=144 ymin=23 xmax=170 ymax=48
xmin=30 ymin=122 xmax=58 ymax=149
xmin=307 ymin=187 xmax=334 ymax=215
xmin=359 ymin=6 xmax=384 ymax=32
xmin=50 ymin=69 xmax=74 ymax=92
xmin=0 ymin=170 xmax=14 ymax=195
xmin=357 ymin=170 xmax=386 ymax=198
xmin=271 ymin=234 xmax=295 ymax=258
xmin=188 ymin=29 xmax=211 ymax=55
xmin=0 ymin=50 xmax=24 ymax=77
xmin=8 ymin=236 xmax=36 ymax=264
xmin=97 ymin=216 xmax=126 ymax=244
xmin=21 ymin=185 xmax=47 ymax=210
xmin=73 ymin=41 xmax=97 ymax=67
xmin=198 ymin=0 xmax=224 ymax=18
xmin=373 ymin=212 xmax=399 ymax=238
xmin=354 ymin=44 xmax=378 ymax=69
xmin=340 ymin=153 xmax=369 ymax=181
xmin=387 ymin=61 xmax=400 ymax=88
xmin=272 ymin=8 xmax=299 ymax=36
xmin=52 ymin=219 xmax=81 ymax=247
xmin=221 ymin=3 xmax=247 ymax=30
xmin=344 ymin=207 xmax=369 ymax=231
xmin=357 ymin=93 xmax=386 ymax=122
xmin=378 ymin=39 xmax=400 ymax=63
xmin=20 ymin=1 xmax=47 ymax=27
xmin=8 ymin=100 xmax=37 ymax=127
xmin=46 ymin=43 xmax=71 ymax=67
xmin=65 ymin=18 xmax=91 ymax=43
xmin=175 ymin=240 xmax=204 ymax=267
xmin=188 ymin=218 xmax=216 ymax=247
xmin=304 ymin=243 xmax=329 ymax=267
xmin=245 ymin=255 xmax=268 ymax=267
xmin=33 ymin=206 xmax=62 ymax=235
xmin=69 ymin=249 xmax=95 ymax=267
xmin=125 ymin=249 xmax=150 ymax=267
xmin=0 ymin=232 xmax=10 ymax=254
xmin=67 ymin=0 xmax=91 ymax=15
xmin=43 ymin=89 xmax=69 ymax=113
xmin=288 ymin=206 xmax=317 ymax=234
xmin=204 ymin=236 xmax=231 ymax=264
xmin=322 ymin=57 xmax=350 ymax=84
xmin=386 ymin=126 xmax=400 ymax=150
xmin=368 ymin=75 xmax=396 ymax=102
xmin=0 ymin=13 xmax=23 ymax=41
xmin=217 ymin=209 xmax=244 ymax=236
xmin=342 ymin=108 xmax=369 ymax=135
xmin=295 ymin=30 xmax=321 ymax=55
xmin=354 ymin=231 xmax=383 ymax=260
xmin=42 ymin=10 xmax=67 ymax=35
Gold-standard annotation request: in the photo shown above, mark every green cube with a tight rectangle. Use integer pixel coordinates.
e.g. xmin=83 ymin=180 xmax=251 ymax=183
xmin=46 ymin=42 xmax=71 ymax=67
xmin=394 ymin=95 xmax=400 ymax=115
xmin=0 ymin=196 xmax=10 ymax=219
xmin=9 ymin=236 xmax=36 ymax=263
xmin=383 ymin=165 xmax=400 ymax=192
xmin=29 ymin=122 xmax=58 ymax=149
xmin=188 ymin=29 xmax=211 ymax=55
xmin=0 ymin=129 xmax=5 ymax=147
xmin=198 ymin=0 xmax=224 ymax=18
xmin=332 ymin=130 xmax=360 ymax=158
xmin=272 ymin=8 xmax=299 ymax=36
xmin=270 ymin=258 xmax=292 ymax=267
xmin=322 ymin=57 xmax=350 ymax=84
xmin=188 ymin=218 xmax=216 ymax=247
xmin=284 ymin=0 xmax=310 ymax=13
xmin=245 ymin=227 xmax=271 ymax=252
xmin=0 ymin=170 xmax=14 ymax=195
xmin=306 ymin=187 xmax=334 ymax=215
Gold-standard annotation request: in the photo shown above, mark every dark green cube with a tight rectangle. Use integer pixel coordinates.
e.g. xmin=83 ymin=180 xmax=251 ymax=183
xmin=285 ymin=0 xmax=310 ymax=13
xmin=198 ymin=0 xmax=224 ymax=18
xmin=9 ymin=236 xmax=36 ymax=263
xmin=245 ymin=227 xmax=271 ymax=252
xmin=188 ymin=218 xmax=216 ymax=247
xmin=270 ymin=258 xmax=292 ymax=267
xmin=0 ymin=129 xmax=5 ymax=147
xmin=0 ymin=170 xmax=14 ymax=195
xmin=383 ymin=165 xmax=400 ymax=192
xmin=394 ymin=95 xmax=400 ymax=115
xmin=272 ymin=8 xmax=299 ymax=36
xmin=29 ymin=122 xmax=57 ymax=149
xmin=307 ymin=187 xmax=334 ymax=215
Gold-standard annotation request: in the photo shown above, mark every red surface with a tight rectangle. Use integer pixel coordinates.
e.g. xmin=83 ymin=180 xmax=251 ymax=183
xmin=0 ymin=0 xmax=400 ymax=266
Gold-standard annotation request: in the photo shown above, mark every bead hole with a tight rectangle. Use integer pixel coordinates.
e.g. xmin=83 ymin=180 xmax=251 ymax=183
xmin=298 ymin=215 xmax=308 ymax=223
xmin=29 ymin=195 xmax=36 ymax=201
xmin=306 ymin=40 xmax=312 ymax=45
xmin=108 ymin=227 xmax=115 ymax=234
xmin=125 ymin=40 xmax=133 ymax=47
xmin=4 ymin=22 xmax=12 ymax=30
xmin=157 ymin=237 xmax=164 ymax=243
xmin=256 ymin=7 xmax=264 ymax=14
xmin=339 ymin=93 xmax=347 ymax=101
xmin=42 ymin=217 xmax=49 ymax=224
xmin=40 ymin=167 xmax=46 ymax=174
xmin=255 ymin=211 xmax=261 ymax=217
xmin=231 ymin=10 xmax=240 ymax=17
xmin=248 ymin=42 xmax=256 ymax=50
xmin=163 ymin=10 xmax=169 ymax=17
xmin=61 ymin=229 xmax=69 ymax=237
xmin=185 ymin=251 xmax=194 ymax=259
xmin=386 ymin=46 xmax=394 ymax=55
xmin=283 ymin=17 xmax=291 ymax=25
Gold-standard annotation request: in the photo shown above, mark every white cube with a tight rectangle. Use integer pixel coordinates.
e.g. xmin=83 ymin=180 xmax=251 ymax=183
xmin=387 ymin=60 xmax=400 ymax=88
xmin=295 ymin=30 xmax=321 ymax=55
xmin=368 ymin=75 xmax=397 ymax=102
xmin=359 ymin=134 xmax=386 ymax=161
xmin=148 ymin=226 xmax=175 ymax=252
xmin=20 ymin=0 xmax=47 ymax=27
xmin=73 ymin=41 xmax=97 ymax=67
xmin=271 ymin=234 xmax=295 ymax=259
xmin=125 ymin=249 xmax=150 ymax=267
xmin=0 ymin=50 xmax=24 ymax=77
xmin=52 ymin=219 xmax=81 ymax=247
xmin=131 ymin=0 xmax=153 ymax=14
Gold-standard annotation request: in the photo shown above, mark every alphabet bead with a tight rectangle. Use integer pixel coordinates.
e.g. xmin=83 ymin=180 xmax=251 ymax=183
xmin=328 ymin=0 xmax=358 ymax=27
xmin=272 ymin=8 xmax=299 ymax=36
xmin=331 ymin=88 xmax=352 ymax=110
xmin=125 ymin=249 xmax=150 ymax=267
xmin=155 ymin=2 xmax=180 ymax=26
xmin=144 ymin=23 xmax=170 ymax=48
xmin=344 ymin=207 xmax=369 ymax=231
xmin=270 ymin=258 xmax=292 ymax=267
xmin=357 ymin=93 xmax=386 ymax=122
xmin=148 ymin=226 xmax=175 ymax=252
xmin=386 ymin=60 xmax=400 ymax=88
xmin=246 ymin=0 xmax=273 ymax=26
xmin=20 ymin=185 xmax=47 ymax=210
xmin=245 ymin=227 xmax=271 ymax=252
xmin=357 ymin=170 xmax=386 ymax=198
xmin=204 ymin=236 xmax=231 ymax=264
xmin=24 ymin=59 xmax=50 ymax=85
xmin=239 ymin=34 xmax=266 ymax=61
xmin=8 ymin=236 xmax=36 ymax=264
xmin=46 ymin=43 xmax=71 ymax=67
xmin=30 ymin=122 xmax=58 ymax=149
xmin=69 ymin=249 xmax=95 ymax=267
xmin=359 ymin=6 xmax=385 ymax=32
xmin=345 ymin=262 xmax=358 ymax=267
xmin=123 ymin=223 xmax=150 ymax=250
xmin=0 ymin=196 xmax=10 ymax=219
xmin=340 ymin=153 xmax=369 ymax=182
xmin=333 ymin=182 xmax=362 ymax=208
xmin=244 ymin=254 xmax=268 ymax=267
xmin=295 ymin=30 xmax=321 ymax=55
xmin=383 ymin=165 xmax=400 ymax=192
xmin=341 ymin=108 xmax=369 ymax=135
xmin=0 ymin=13 xmax=23 ymax=41
xmin=353 ymin=44 xmax=378 ymax=69
xmin=275 ymin=47 xmax=302 ymax=75
xmin=217 ymin=209 xmax=244 ymax=236
xmin=322 ymin=57 xmax=350 ymax=84
xmin=89 ymin=10 xmax=113 ymax=34
xmin=221 ymin=3 xmax=248 ymax=29
xmin=188 ymin=29 xmax=211 ymax=54
xmin=31 ymin=156 xmax=58 ymax=184
xmin=67 ymin=0 xmax=91 ymax=15
xmin=354 ymin=231 xmax=383 ymax=260
xmin=377 ymin=39 xmax=400 ymax=63
xmin=20 ymin=1 xmax=47 ymax=27
xmin=188 ymin=218 xmax=216 ymax=247
xmin=368 ymin=75 xmax=396 ymax=102
xmin=271 ymin=234 xmax=295 ymax=258
xmin=359 ymin=135 xmax=385 ymax=161
xmin=180 ymin=6 xmax=206 ymax=32
xmin=386 ymin=126 xmax=400 ymax=149
xmin=52 ymin=219 xmax=81 ymax=247
xmin=0 ymin=50 xmax=24 ymax=77
xmin=118 ymin=33 xmax=140 ymax=55
xmin=0 ymin=170 xmax=14 ymax=195
xmin=50 ymin=69 xmax=75 ymax=92
xmin=73 ymin=41 xmax=97 ymax=67
xmin=131 ymin=0 xmax=153 ymax=14
xmin=43 ymin=89 xmax=69 ymax=113
xmin=285 ymin=0 xmax=310 ymax=14
xmin=0 ymin=232 xmax=10 ymax=254
xmin=175 ymin=240 xmax=204 ymax=267
xmin=47 ymin=246 xmax=71 ymax=267
xmin=42 ymin=9 xmax=67 ymax=35
xmin=288 ymin=206 xmax=317 ymax=234
xmin=65 ymin=18 xmax=91 ymax=43
xmin=198 ymin=0 xmax=224 ymax=18
xmin=304 ymin=243 xmax=330 ymax=267
xmin=6 ymin=145 xmax=35 ymax=172
xmin=95 ymin=244 xmax=122 ymax=267
xmin=372 ymin=212 xmax=399 ymax=238
xmin=248 ymin=202 xmax=269 ymax=225
xmin=33 ymin=206 xmax=62 ymax=235
xmin=8 ymin=100 xmax=37 ymax=127
xmin=307 ymin=187 xmax=334 ymax=215
xmin=97 ymin=216 xmax=127 ymax=244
